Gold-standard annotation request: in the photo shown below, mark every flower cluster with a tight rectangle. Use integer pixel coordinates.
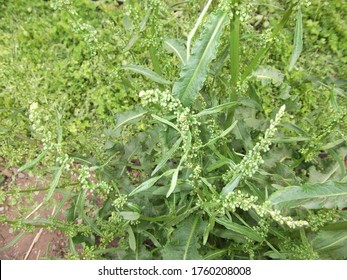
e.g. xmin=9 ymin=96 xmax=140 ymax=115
xmin=300 ymin=108 xmax=346 ymax=162
xmin=280 ymin=239 xmax=319 ymax=260
xmin=218 ymin=0 xmax=255 ymax=22
xmin=229 ymin=105 xmax=286 ymax=179
xmin=139 ymin=89 xmax=182 ymax=113
xmin=292 ymin=0 xmax=312 ymax=7
xmin=113 ymin=194 xmax=128 ymax=209
xmin=139 ymin=89 xmax=201 ymax=146
xmin=28 ymin=102 xmax=54 ymax=150
xmin=199 ymin=190 xmax=309 ymax=229
xmin=198 ymin=190 xmax=258 ymax=216
xmin=192 ymin=165 xmax=202 ymax=180
xmin=97 ymin=211 xmax=125 ymax=245
xmin=254 ymin=202 xmax=309 ymax=229
xmin=307 ymin=209 xmax=339 ymax=231
xmin=52 ymin=0 xmax=99 ymax=56
xmin=51 ymin=0 xmax=76 ymax=14
xmin=77 ymin=165 xmax=93 ymax=190
xmin=57 ymin=153 xmax=73 ymax=172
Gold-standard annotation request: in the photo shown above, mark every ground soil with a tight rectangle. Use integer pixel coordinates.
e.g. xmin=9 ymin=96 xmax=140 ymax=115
xmin=0 ymin=161 xmax=68 ymax=260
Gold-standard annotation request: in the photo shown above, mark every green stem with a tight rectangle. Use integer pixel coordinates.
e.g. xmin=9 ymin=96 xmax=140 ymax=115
xmin=149 ymin=6 xmax=162 ymax=75
xmin=226 ymin=13 xmax=240 ymax=128
xmin=149 ymin=46 xmax=162 ymax=75
xmin=230 ymin=15 xmax=240 ymax=90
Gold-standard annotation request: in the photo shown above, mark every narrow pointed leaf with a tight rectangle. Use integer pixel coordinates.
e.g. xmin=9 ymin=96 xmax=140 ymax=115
xmin=152 ymin=137 xmax=182 ymax=176
xmin=203 ymin=215 xmax=215 ymax=245
xmin=122 ymin=65 xmax=171 ymax=85
xmin=151 ymin=114 xmax=180 ymax=132
xmin=167 ymin=164 xmax=181 ymax=198
xmin=129 ymin=169 xmax=175 ymax=196
xmin=195 ymin=102 xmax=238 ymax=117
xmin=0 ymin=232 xmax=25 ymax=252
xmin=45 ymin=165 xmax=64 ymax=202
xmin=173 ymin=11 xmax=228 ymax=106
xmin=199 ymin=120 xmax=238 ymax=148
xmin=288 ymin=7 xmax=303 ymax=71
xmin=220 ymin=175 xmax=241 ymax=196
xmin=215 ymin=217 xmax=263 ymax=242
xmin=82 ymin=212 xmax=103 ymax=236
xmin=18 ymin=150 xmax=48 ymax=172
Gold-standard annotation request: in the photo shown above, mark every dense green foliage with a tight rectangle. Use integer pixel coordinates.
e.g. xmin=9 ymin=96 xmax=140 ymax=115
xmin=1 ymin=0 xmax=346 ymax=260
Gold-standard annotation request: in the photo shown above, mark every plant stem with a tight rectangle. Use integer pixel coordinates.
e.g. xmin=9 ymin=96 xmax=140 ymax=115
xmin=150 ymin=6 xmax=162 ymax=75
xmin=225 ymin=13 xmax=240 ymax=128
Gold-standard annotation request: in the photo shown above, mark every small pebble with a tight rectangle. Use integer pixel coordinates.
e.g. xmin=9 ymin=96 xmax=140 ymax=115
xmin=18 ymin=173 xmax=25 ymax=179
xmin=0 ymin=206 xmax=4 ymax=212
xmin=1 ymin=169 xmax=12 ymax=178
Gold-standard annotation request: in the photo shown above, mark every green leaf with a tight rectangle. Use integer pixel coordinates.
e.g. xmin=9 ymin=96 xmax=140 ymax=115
xmin=271 ymin=136 xmax=310 ymax=143
xmin=203 ymin=215 xmax=215 ymax=245
xmin=162 ymin=215 xmax=205 ymax=260
xmin=127 ymin=226 xmax=136 ymax=252
xmin=312 ymin=229 xmax=347 ymax=259
xmin=75 ymin=189 xmax=87 ymax=220
xmin=120 ymin=211 xmax=140 ymax=221
xmin=173 ymin=10 xmax=228 ymax=106
xmin=269 ymin=181 xmax=347 ymax=210
xmin=163 ymin=38 xmax=187 ymax=65
xmin=45 ymin=165 xmax=64 ymax=202
xmin=114 ymin=107 xmax=147 ymax=133
xmin=166 ymin=130 xmax=192 ymax=197
xmin=82 ymin=212 xmax=103 ymax=236
xmin=220 ymin=175 xmax=241 ymax=197
xmin=122 ymin=65 xmax=171 ymax=85
xmin=167 ymin=164 xmax=181 ymax=198
xmin=0 ymin=232 xmax=25 ymax=252
xmin=194 ymin=102 xmax=238 ymax=117
xmin=151 ymin=114 xmax=180 ymax=132
xmin=151 ymin=137 xmax=182 ymax=176
xmin=215 ymin=217 xmax=263 ymax=242
xmin=252 ymin=66 xmax=284 ymax=86
xmin=206 ymin=159 xmax=235 ymax=172
xmin=281 ymin=122 xmax=309 ymax=136
xmin=288 ymin=6 xmax=303 ymax=71
xmin=141 ymin=231 xmax=162 ymax=248
xmin=18 ymin=150 xmax=48 ymax=172
xmin=129 ymin=169 xmax=175 ymax=196
xmin=199 ymin=120 xmax=238 ymax=148
xmin=308 ymin=164 xmax=340 ymax=184
xmin=203 ymin=249 xmax=229 ymax=260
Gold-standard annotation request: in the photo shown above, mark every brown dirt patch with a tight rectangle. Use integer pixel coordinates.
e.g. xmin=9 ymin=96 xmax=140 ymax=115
xmin=0 ymin=163 xmax=68 ymax=260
